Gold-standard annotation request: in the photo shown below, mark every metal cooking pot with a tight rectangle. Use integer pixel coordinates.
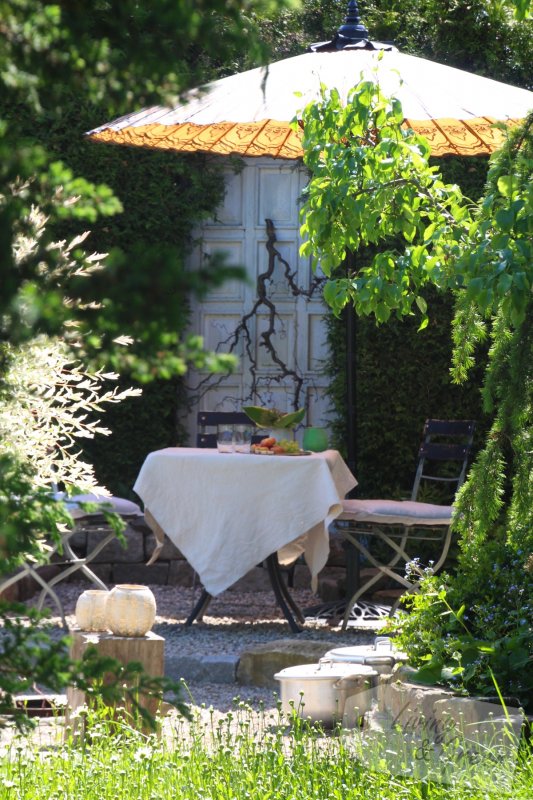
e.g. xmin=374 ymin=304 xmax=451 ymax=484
xmin=324 ymin=636 xmax=407 ymax=675
xmin=274 ymin=660 xmax=377 ymax=727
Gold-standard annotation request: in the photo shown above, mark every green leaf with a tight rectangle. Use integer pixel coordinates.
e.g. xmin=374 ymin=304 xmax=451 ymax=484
xmin=415 ymin=296 xmax=427 ymax=314
xmin=276 ymin=408 xmax=306 ymax=428
xmin=242 ymin=406 xmax=280 ymax=427
xmin=242 ymin=406 xmax=305 ymax=429
xmin=495 ymin=208 xmax=515 ymax=232
xmin=410 ymin=661 xmax=445 ymax=685
xmin=497 ymin=175 xmax=514 ymax=198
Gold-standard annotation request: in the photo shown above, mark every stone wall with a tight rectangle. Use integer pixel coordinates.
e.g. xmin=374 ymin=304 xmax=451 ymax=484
xmin=3 ymin=517 xmax=354 ymax=602
xmin=2 ymin=517 xmax=391 ymax=603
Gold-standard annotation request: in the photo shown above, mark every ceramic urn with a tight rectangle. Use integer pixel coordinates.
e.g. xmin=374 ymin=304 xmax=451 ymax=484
xmin=106 ymin=584 xmax=157 ymax=637
xmin=75 ymin=589 xmax=110 ymax=632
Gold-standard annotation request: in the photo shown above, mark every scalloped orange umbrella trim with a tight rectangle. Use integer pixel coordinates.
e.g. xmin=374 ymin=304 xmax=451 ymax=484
xmin=89 ymin=115 xmax=523 ymax=159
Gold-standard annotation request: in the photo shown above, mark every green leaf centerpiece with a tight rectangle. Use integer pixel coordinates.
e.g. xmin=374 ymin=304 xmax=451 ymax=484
xmin=242 ymin=406 xmax=305 ymax=429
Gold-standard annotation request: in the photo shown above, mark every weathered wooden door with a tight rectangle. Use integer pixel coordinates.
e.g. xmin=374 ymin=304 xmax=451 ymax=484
xmin=185 ymin=157 xmax=331 ymax=438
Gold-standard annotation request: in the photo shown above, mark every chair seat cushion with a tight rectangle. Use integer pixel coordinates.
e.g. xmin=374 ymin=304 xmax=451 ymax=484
xmin=340 ymin=499 xmax=453 ymax=526
xmin=65 ymin=493 xmax=142 ymax=517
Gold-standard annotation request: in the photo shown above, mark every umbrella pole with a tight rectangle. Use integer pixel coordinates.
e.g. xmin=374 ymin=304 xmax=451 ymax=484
xmin=344 ymin=251 xmax=357 ymax=483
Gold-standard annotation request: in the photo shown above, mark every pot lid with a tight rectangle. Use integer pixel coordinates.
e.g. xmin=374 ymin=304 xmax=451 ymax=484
xmin=274 ymin=661 xmax=376 ymax=681
xmin=325 ymin=636 xmax=407 ymax=665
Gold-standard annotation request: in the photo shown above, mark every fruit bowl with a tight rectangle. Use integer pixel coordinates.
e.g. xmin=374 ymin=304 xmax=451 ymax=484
xmin=251 ymin=437 xmax=311 ymax=456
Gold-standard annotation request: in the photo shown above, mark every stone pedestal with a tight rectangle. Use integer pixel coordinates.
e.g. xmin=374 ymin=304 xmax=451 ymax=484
xmin=66 ymin=629 xmax=164 ymax=734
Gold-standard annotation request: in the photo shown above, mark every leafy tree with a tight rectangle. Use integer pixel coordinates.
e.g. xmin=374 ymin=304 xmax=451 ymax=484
xmin=298 ymin=79 xmax=532 ymax=701
xmin=0 ymin=0 xmax=295 ymax=728
xmin=1 ymin=0 xmax=296 ymax=366
xmin=1 ymin=2 xmax=303 ymax=491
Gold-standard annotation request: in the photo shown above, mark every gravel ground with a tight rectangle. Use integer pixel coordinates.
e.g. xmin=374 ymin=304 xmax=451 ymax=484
xmin=0 ymin=581 xmax=387 ymax=749
xmin=19 ymin=580 xmax=382 ymax=714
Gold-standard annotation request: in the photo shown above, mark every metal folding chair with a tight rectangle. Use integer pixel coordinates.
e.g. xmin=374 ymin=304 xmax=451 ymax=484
xmin=335 ymin=419 xmax=476 ymax=629
xmin=0 ymin=493 xmax=142 ymax=626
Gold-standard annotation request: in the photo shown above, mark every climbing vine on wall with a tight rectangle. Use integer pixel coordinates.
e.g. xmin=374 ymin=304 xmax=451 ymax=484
xmin=188 ymin=217 xmax=326 ymax=414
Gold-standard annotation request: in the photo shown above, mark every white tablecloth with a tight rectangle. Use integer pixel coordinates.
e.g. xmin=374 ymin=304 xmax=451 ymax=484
xmin=133 ymin=448 xmax=357 ymax=596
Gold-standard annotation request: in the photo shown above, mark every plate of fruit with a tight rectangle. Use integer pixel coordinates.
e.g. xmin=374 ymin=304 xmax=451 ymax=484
xmin=251 ymin=437 xmax=312 ymax=456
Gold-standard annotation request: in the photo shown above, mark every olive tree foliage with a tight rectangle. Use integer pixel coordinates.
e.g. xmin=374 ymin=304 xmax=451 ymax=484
xmin=298 ymin=78 xmax=532 ymax=557
xmin=1 ymin=195 xmax=143 ymax=493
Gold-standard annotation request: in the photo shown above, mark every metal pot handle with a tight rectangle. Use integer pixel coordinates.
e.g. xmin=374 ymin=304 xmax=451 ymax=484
xmin=333 ymin=674 xmax=370 ymax=719
xmin=333 ymin=674 xmax=370 ymax=690
xmin=374 ymin=636 xmax=393 ymax=651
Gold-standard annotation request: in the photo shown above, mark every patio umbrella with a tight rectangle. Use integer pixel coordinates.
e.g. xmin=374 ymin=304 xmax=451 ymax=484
xmin=86 ymin=1 xmax=531 ymax=483
xmin=87 ymin=3 xmax=533 ymax=159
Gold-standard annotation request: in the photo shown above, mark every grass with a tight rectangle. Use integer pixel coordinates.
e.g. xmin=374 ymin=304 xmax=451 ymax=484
xmin=0 ymin=700 xmax=531 ymax=799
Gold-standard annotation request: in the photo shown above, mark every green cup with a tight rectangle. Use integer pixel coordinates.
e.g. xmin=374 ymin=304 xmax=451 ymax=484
xmin=302 ymin=427 xmax=329 ymax=452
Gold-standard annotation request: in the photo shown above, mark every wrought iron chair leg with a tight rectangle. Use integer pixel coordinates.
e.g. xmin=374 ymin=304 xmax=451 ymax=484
xmin=430 ymin=525 xmax=453 ymax=573
xmin=36 ymin=526 xmax=117 ymax=611
xmin=386 ymin=524 xmax=454 ymax=616
xmin=339 ymin=529 xmax=411 ymax=630
xmin=339 ymin=521 xmax=453 ymax=628
xmin=29 ymin=567 xmax=68 ymax=627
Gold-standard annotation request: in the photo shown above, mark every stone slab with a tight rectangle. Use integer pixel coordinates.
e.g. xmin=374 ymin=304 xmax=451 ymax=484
xmin=316 ymin=569 xmax=345 ymax=601
xmin=287 ymin=563 xmax=312 ymax=590
xmin=226 ymin=566 xmax=273 ymax=592
xmin=326 ymin=533 xmax=348 ymax=567
xmin=67 ymin=529 xmax=88 ymax=552
xmin=237 ymin=637 xmax=341 ymax=688
xmin=84 ymin=563 xmax=113 ymax=584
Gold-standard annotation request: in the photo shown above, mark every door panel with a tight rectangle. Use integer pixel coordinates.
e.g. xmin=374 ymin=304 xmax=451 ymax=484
xmin=185 ymin=157 xmax=331 ymax=444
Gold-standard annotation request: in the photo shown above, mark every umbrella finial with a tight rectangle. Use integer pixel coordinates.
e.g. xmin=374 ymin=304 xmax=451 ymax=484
xmin=337 ymin=1 xmax=369 ymax=45
xmin=307 ymin=1 xmax=394 ymax=53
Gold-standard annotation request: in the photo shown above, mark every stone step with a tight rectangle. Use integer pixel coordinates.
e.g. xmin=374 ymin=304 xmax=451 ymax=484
xmin=166 ymin=653 xmax=240 ymax=685
xmin=237 ymin=637 xmax=342 ymax=688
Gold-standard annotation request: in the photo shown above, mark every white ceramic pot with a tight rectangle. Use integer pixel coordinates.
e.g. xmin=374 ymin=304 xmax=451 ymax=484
xmin=75 ymin=589 xmax=110 ymax=632
xmin=106 ymin=584 xmax=156 ymax=637
xmin=274 ymin=660 xmax=377 ymax=727
xmin=269 ymin=428 xmax=295 ymax=443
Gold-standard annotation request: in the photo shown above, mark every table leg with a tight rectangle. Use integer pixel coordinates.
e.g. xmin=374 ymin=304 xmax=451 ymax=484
xmin=184 ymin=560 xmax=305 ymax=633
xmin=265 ymin=555 xmax=304 ymax=633
xmin=184 ymin=589 xmax=213 ymax=626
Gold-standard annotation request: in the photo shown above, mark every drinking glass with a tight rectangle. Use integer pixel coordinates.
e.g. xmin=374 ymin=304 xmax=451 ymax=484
xmin=216 ymin=424 xmax=234 ymax=453
xmin=234 ymin=424 xmax=253 ymax=454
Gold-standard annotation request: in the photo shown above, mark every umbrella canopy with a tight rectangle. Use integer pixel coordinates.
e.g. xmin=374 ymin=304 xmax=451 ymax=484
xmin=87 ymin=42 xmax=532 ymax=159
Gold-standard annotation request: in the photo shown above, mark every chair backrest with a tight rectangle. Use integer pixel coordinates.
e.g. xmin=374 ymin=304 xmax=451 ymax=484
xmin=411 ymin=419 xmax=476 ymax=503
xmin=196 ymin=411 xmax=260 ymax=448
